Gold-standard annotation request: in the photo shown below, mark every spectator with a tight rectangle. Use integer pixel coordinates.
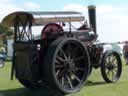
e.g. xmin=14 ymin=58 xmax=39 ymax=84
xmin=123 ymin=42 xmax=128 ymax=65
xmin=0 ymin=47 xmax=6 ymax=54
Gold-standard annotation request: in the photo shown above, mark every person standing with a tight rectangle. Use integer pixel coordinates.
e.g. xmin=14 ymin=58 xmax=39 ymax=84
xmin=123 ymin=41 xmax=128 ymax=65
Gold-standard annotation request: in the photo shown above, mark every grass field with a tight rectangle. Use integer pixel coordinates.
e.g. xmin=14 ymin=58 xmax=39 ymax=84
xmin=0 ymin=61 xmax=128 ymax=96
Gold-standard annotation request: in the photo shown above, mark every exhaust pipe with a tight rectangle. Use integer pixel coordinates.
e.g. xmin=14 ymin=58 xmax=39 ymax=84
xmin=88 ymin=5 xmax=97 ymax=34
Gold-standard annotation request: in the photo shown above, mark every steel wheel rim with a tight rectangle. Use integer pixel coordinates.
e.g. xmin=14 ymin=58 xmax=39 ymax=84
xmin=53 ymin=41 xmax=89 ymax=92
xmin=104 ymin=54 xmax=119 ymax=81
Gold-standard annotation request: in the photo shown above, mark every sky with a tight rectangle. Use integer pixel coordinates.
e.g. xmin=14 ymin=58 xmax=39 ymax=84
xmin=0 ymin=0 xmax=128 ymax=42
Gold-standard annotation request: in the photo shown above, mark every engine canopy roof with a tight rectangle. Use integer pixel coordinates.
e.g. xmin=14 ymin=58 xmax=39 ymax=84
xmin=2 ymin=11 xmax=85 ymax=27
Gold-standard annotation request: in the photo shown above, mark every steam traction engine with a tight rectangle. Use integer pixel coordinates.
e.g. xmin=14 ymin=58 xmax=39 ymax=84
xmin=2 ymin=5 xmax=122 ymax=94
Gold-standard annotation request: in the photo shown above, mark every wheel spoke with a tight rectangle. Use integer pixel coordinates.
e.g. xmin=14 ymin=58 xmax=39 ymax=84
xmin=56 ymin=56 xmax=65 ymax=62
xmin=61 ymin=76 xmax=64 ymax=86
xmin=56 ymin=70 xmax=60 ymax=76
xmin=107 ymin=70 xmax=111 ymax=77
xmin=60 ymin=48 xmax=68 ymax=60
xmin=55 ymin=59 xmax=60 ymax=64
xmin=107 ymin=55 xmax=114 ymax=64
xmin=105 ymin=64 xmax=109 ymax=68
xmin=55 ymin=64 xmax=64 ymax=68
xmin=67 ymin=43 xmax=72 ymax=59
xmin=111 ymin=56 xmax=116 ymax=64
xmin=113 ymin=61 xmax=118 ymax=66
xmin=111 ymin=70 xmax=115 ymax=81
xmin=66 ymin=75 xmax=73 ymax=89
xmin=105 ymin=66 xmax=109 ymax=73
xmin=67 ymin=52 xmax=71 ymax=60
xmin=106 ymin=57 xmax=110 ymax=64
xmin=107 ymin=55 xmax=111 ymax=64
xmin=113 ymin=67 xmax=118 ymax=72
xmin=74 ymin=56 xmax=84 ymax=62
xmin=110 ymin=55 xmax=114 ymax=63
xmin=114 ymin=65 xmax=118 ymax=68
xmin=56 ymin=69 xmax=64 ymax=79
xmin=72 ymin=72 xmax=81 ymax=82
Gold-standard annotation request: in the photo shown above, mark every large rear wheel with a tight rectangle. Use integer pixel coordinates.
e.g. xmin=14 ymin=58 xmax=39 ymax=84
xmin=43 ymin=38 xmax=90 ymax=94
xmin=101 ymin=51 xmax=122 ymax=83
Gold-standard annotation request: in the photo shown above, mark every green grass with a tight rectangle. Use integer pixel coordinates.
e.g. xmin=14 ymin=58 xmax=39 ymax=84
xmin=0 ymin=61 xmax=128 ymax=96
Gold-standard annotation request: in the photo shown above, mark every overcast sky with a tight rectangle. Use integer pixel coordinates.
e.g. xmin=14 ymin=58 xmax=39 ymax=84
xmin=0 ymin=0 xmax=128 ymax=42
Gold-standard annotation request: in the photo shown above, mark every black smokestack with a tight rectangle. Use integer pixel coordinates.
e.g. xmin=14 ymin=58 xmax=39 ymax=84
xmin=88 ymin=5 xmax=97 ymax=34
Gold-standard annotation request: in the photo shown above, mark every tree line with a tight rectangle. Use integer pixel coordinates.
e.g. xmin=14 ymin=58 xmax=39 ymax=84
xmin=0 ymin=23 xmax=13 ymax=52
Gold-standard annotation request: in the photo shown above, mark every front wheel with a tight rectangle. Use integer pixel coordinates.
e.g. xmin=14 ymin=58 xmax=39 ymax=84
xmin=101 ymin=51 xmax=122 ymax=83
xmin=43 ymin=38 xmax=90 ymax=94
